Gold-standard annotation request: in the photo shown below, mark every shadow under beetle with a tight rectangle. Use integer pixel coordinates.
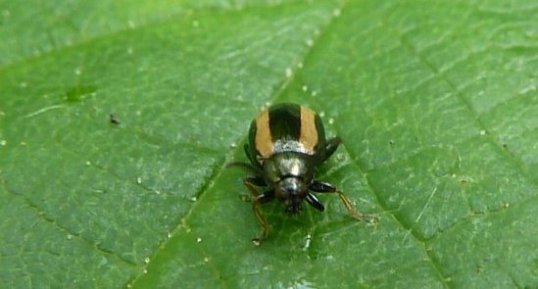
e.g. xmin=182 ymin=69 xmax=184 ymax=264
xmin=231 ymin=103 xmax=374 ymax=245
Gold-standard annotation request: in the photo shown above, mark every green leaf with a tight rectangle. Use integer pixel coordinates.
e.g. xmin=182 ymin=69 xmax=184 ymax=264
xmin=1 ymin=0 xmax=537 ymax=288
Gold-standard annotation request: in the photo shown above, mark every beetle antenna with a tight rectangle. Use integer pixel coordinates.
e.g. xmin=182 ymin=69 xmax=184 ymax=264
xmin=226 ymin=161 xmax=262 ymax=174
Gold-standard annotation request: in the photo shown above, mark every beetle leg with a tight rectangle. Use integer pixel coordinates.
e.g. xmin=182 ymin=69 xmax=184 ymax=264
xmin=251 ymin=190 xmax=274 ymax=244
xmin=305 ymin=193 xmax=325 ymax=212
xmin=243 ymin=178 xmax=274 ymax=244
xmin=309 ymin=180 xmax=376 ymax=222
xmin=324 ymin=137 xmax=342 ymax=160
xmin=239 ymin=176 xmax=266 ymax=201
xmin=227 ymin=161 xmax=263 ymax=175
xmin=243 ymin=176 xmax=266 ymax=190
xmin=334 ymin=190 xmax=372 ymax=221
xmin=309 ymin=180 xmax=336 ymax=192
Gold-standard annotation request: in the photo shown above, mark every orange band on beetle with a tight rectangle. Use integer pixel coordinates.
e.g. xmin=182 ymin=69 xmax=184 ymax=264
xmin=299 ymin=106 xmax=318 ymax=153
xmin=255 ymin=109 xmax=273 ymax=158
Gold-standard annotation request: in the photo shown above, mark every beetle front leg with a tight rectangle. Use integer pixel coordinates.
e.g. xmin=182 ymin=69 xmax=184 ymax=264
xmin=309 ymin=180 xmax=377 ymax=223
xmin=239 ymin=176 xmax=265 ymax=202
xmin=243 ymin=177 xmax=274 ymax=244
xmin=305 ymin=193 xmax=324 ymax=212
xmin=251 ymin=190 xmax=274 ymax=245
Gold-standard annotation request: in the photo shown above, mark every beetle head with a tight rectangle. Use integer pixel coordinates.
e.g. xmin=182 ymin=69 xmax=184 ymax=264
xmin=276 ymin=176 xmax=307 ymax=214
xmin=263 ymin=152 xmax=315 ymax=214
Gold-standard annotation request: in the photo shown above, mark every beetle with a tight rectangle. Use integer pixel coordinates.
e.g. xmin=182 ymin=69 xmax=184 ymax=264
xmin=234 ymin=103 xmax=373 ymax=244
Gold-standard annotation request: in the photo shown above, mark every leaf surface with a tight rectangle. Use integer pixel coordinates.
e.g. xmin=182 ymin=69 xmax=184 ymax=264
xmin=1 ymin=0 xmax=537 ymax=288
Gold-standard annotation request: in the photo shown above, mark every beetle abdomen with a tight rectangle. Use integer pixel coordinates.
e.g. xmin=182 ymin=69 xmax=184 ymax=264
xmin=251 ymin=103 xmax=325 ymax=159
